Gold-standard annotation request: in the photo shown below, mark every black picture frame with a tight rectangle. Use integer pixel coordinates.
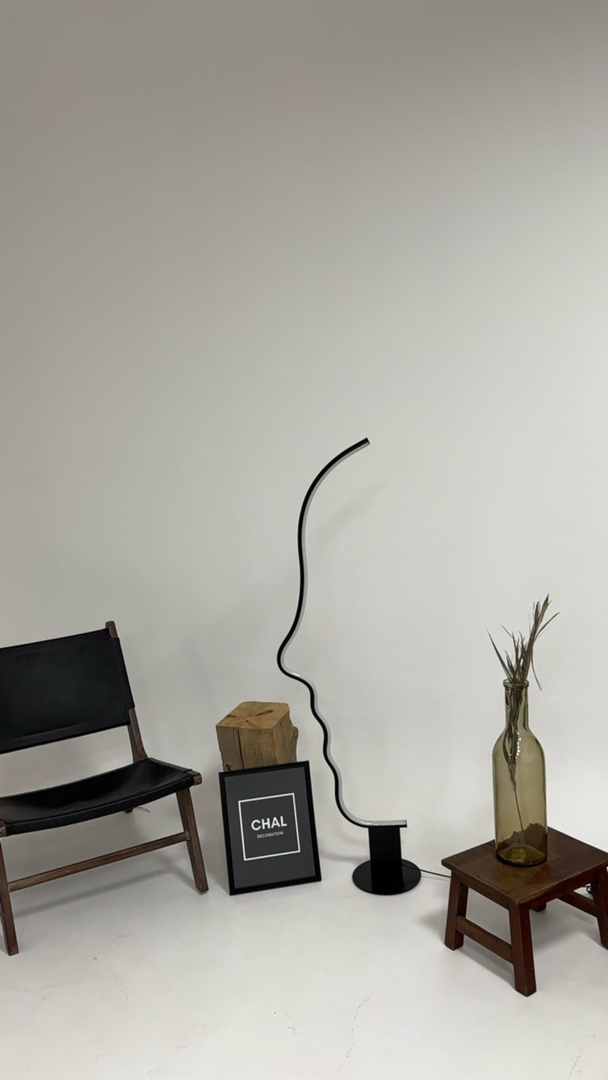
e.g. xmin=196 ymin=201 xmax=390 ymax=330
xmin=219 ymin=761 xmax=321 ymax=895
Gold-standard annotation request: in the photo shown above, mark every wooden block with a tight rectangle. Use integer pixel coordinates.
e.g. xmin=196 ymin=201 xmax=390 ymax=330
xmin=216 ymin=702 xmax=299 ymax=771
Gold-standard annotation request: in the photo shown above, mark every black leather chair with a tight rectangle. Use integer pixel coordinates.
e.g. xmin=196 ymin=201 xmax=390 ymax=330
xmin=0 ymin=621 xmax=208 ymax=955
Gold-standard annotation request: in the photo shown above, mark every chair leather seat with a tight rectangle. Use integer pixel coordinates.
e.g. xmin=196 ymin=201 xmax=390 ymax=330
xmin=0 ymin=758 xmax=198 ymax=835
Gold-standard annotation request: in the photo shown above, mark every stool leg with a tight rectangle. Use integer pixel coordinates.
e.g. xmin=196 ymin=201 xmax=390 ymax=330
xmin=509 ymin=906 xmax=536 ymax=996
xmin=590 ymin=868 xmax=608 ymax=948
xmin=445 ymin=876 xmax=468 ymax=950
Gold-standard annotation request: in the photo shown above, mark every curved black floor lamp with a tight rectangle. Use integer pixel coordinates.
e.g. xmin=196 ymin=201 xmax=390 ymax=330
xmin=277 ymin=438 xmax=421 ymax=895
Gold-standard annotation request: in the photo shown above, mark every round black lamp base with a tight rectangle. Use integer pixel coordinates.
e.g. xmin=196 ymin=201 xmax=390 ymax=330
xmin=352 ymin=858 xmax=421 ymax=895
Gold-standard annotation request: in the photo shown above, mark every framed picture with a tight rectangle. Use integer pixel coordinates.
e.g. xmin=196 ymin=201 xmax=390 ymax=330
xmin=219 ymin=761 xmax=321 ymax=895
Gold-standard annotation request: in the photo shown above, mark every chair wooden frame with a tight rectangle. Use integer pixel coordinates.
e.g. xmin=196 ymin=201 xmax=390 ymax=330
xmin=0 ymin=622 xmax=208 ymax=955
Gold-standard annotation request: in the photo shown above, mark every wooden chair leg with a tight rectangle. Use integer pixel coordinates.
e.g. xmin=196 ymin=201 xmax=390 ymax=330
xmin=0 ymin=844 xmax=18 ymax=956
xmin=590 ymin=869 xmax=608 ymax=948
xmin=176 ymin=789 xmax=208 ymax=893
xmin=509 ymin=906 xmax=536 ymax=996
xmin=445 ymin=875 xmax=468 ymax=950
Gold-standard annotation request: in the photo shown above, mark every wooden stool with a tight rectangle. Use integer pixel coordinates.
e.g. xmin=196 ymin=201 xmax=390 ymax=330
xmin=442 ymin=828 xmax=608 ymax=996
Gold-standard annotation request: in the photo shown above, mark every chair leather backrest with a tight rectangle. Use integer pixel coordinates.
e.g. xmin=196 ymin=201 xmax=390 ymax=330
xmin=0 ymin=627 xmax=135 ymax=754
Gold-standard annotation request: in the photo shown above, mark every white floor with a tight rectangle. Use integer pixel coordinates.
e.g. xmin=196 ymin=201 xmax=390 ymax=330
xmin=2 ymin=787 xmax=607 ymax=1080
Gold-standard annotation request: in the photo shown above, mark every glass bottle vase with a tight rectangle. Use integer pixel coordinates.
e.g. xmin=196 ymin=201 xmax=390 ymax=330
xmin=492 ymin=681 xmax=547 ymax=866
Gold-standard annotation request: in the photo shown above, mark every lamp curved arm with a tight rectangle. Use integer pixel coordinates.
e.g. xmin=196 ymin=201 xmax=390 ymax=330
xmin=276 ymin=438 xmax=407 ymax=830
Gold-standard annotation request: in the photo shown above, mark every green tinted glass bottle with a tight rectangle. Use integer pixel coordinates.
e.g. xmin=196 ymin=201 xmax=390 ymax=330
xmin=492 ymin=681 xmax=547 ymax=866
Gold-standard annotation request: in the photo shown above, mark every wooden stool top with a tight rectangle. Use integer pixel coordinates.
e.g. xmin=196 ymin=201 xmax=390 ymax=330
xmin=442 ymin=828 xmax=608 ymax=907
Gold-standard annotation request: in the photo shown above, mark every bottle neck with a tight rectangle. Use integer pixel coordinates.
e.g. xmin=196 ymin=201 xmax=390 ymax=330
xmin=503 ymin=682 xmax=529 ymax=731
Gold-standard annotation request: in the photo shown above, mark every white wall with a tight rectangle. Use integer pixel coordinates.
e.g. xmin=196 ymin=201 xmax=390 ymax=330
xmin=2 ymin=0 xmax=608 ymax=874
